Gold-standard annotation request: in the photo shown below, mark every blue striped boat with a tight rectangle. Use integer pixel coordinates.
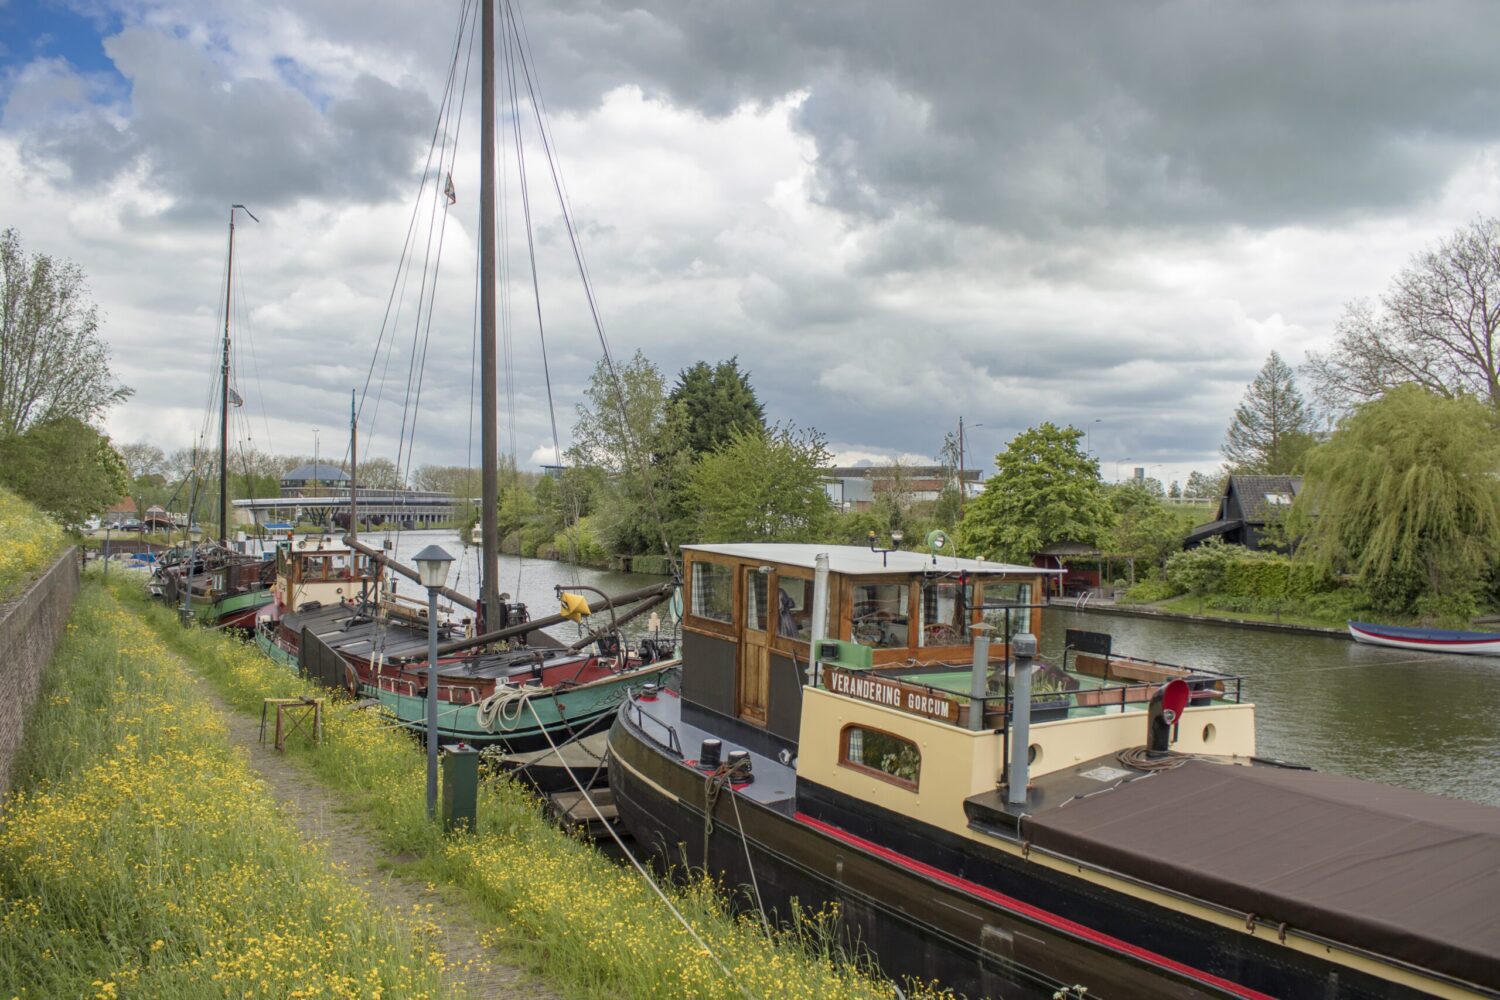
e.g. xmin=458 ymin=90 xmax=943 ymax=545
xmin=1348 ymin=620 xmax=1500 ymax=655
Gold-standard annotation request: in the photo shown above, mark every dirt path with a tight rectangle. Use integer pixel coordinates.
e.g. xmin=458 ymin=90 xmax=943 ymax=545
xmin=190 ymin=679 xmax=557 ymax=1000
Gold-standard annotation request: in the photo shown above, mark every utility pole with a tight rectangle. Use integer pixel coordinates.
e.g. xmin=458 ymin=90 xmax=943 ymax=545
xmin=957 ymin=416 xmax=966 ymax=512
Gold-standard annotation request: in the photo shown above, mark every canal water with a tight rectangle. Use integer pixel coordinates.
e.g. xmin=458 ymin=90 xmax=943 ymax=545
xmin=1044 ymin=607 xmax=1500 ymax=806
xmin=381 ymin=529 xmax=671 ymax=644
xmin=380 ymin=532 xmax=1500 ymax=806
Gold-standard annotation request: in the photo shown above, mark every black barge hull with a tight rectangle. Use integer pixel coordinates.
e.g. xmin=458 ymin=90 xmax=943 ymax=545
xmin=607 ymin=706 xmax=1454 ymax=1000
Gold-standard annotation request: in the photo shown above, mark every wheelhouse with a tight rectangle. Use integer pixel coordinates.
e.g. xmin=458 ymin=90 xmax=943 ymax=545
xmin=678 ymin=543 xmax=1057 ymax=758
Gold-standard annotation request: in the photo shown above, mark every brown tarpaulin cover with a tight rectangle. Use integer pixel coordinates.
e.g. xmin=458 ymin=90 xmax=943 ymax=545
xmin=1020 ymin=759 xmax=1500 ymax=989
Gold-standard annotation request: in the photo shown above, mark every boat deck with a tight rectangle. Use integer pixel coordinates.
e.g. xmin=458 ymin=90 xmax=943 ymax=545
xmin=623 ymin=688 xmax=798 ymax=813
xmin=283 ymin=603 xmax=587 ymax=681
xmin=966 ymin=755 xmax=1500 ymax=992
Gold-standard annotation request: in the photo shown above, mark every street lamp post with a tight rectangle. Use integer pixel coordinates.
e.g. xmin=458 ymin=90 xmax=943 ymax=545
xmin=414 ymin=543 xmax=454 ymax=820
xmin=1087 ymin=418 xmax=1102 ymax=456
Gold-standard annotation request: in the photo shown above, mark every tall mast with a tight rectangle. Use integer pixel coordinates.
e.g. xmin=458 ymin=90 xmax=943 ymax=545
xmin=219 ymin=203 xmax=257 ymax=546
xmin=478 ymin=0 xmax=501 ymax=629
xmin=349 ymin=389 xmax=359 ymax=542
xmin=219 ymin=207 xmax=233 ymax=546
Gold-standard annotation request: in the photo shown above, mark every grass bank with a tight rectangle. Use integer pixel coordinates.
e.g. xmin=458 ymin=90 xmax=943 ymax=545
xmin=0 ymin=487 xmax=67 ymax=601
xmin=1151 ymin=596 xmax=1350 ymax=630
xmin=114 ymin=578 xmax=942 ymax=1000
xmin=0 ymin=582 xmax=453 ymax=999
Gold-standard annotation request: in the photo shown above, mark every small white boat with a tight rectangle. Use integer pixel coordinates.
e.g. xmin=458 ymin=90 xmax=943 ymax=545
xmin=1347 ymin=620 xmax=1500 ymax=655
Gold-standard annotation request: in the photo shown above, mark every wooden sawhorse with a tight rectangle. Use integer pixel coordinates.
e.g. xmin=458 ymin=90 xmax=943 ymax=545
xmin=260 ymin=696 xmax=324 ymax=751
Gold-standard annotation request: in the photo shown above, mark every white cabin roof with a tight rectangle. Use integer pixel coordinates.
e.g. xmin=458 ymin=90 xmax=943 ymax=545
xmin=287 ymin=535 xmax=355 ymax=555
xmin=681 ymin=543 xmax=1058 ymax=577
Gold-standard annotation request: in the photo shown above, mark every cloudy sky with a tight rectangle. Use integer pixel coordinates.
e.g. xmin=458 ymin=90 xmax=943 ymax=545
xmin=3 ymin=0 xmax=1499 ymax=487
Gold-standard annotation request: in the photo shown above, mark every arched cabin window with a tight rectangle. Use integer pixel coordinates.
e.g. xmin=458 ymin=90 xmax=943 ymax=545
xmin=839 ymin=724 xmax=920 ymax=790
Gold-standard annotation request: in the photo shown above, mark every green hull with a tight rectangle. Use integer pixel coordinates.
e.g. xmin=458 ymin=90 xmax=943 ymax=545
xmin=187 ymin=588 xmax=272 ymax=628
xmin=371 ymin=661 xmax=679 ymax=752
xmin=255 ymin=627 xmax=299 ymax=670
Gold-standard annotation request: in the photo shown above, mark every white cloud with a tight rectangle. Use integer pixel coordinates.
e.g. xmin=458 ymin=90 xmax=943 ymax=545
xmin=1 ymin=0 xmax=1498 ymax=488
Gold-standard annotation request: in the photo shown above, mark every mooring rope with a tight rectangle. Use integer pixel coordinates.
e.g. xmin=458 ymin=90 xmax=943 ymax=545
xmin=523 ymin=699 xmax=753 ymax=998
xmin=702 ymin=758 xmax=774 ymax=943
xmin=475 ymin=681 xmax=546 ymax=732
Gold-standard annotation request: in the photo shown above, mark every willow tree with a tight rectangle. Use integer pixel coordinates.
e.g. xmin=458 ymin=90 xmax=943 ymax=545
xmin=1289 ymin=385 xmax=1500 ymax=616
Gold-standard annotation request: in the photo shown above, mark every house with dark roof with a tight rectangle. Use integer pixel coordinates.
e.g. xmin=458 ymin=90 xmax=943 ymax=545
xmin=1185 ymin=475 xmax=1302 ymax=552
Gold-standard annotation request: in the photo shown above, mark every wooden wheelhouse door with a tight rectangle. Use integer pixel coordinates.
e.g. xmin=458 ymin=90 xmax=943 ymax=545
xmin=737 ymin=568 xmax=770 ymax=725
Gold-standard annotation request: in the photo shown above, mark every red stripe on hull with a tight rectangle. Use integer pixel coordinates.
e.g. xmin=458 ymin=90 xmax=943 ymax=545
xmin=793 ymin=810 xmax=1274 ymax=1000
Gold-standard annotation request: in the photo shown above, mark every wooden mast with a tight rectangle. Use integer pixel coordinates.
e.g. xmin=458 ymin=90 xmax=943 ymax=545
xmin=219 ymin=203 xmax=257 ymax=547
xmin=349 ymin=389 xmax=358 ymax=542
xmin=219 ymin=206 xmax=233 ymax=546
xmin=478 ymin=0 xmax=501 ymax=630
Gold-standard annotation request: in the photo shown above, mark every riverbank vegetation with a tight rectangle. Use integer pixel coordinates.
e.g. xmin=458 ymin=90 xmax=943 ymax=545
xmin=0 ymin=487 xmax=67 ymax=600
xmin=111 ymin=579 xmax=947 ymax=1000
xmin=0 ymin=581 xmax=450 ymax=998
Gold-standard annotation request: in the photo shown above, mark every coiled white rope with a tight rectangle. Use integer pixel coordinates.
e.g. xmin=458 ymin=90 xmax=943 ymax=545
xmin=475 ymin=681 xmax=547 ymax=731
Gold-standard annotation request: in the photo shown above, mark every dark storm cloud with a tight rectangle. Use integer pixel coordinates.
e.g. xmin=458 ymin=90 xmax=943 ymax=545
xmin=516 ymin=0 xmax=1500 ymax=234
xmin=12 ymin=26 xmax=434 ymax=208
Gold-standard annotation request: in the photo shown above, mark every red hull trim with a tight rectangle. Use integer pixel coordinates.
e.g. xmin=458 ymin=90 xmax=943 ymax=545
xmin=793 ymin=810 xmax=1274 ymax=1000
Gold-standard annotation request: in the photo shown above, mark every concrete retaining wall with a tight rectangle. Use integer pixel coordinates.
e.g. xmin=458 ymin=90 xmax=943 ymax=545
xmin=0 ymin=548 xmax=80 ymax=796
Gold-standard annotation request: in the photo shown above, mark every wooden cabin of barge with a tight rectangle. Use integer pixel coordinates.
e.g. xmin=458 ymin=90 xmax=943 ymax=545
xmin=677 ymin=542 xmax=1258 ymax=808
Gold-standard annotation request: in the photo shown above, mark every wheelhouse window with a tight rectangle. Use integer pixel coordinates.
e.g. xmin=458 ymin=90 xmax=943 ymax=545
xmin=745 ymin=570 xmax=768 ymax=632
xmin=690 ymin=562 xmax=734 ymax=624
xmin=840 ymin=725 xmax=920 ymax=789
xmin=851 ymin=582 xmax=910 ymax=649
xmin=980 ymin=581 xmax=1032 ymax=639
xmin=775 ymin=576 xmax=828 ymax=641
xmin=919 ymin=579 xmax=972 ymax=647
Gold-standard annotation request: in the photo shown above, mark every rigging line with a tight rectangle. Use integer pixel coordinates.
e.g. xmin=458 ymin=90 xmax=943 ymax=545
xmin=499 ymin=11 xmax=518 ymax=489
xmin=356 ymin=0 xmax=475 ymax=429
xmin=401 ymin=8 xmax=478 ymax=491
xmin=501 ymin=2 xmax=527 ymax=593
xmin=510 ymin=0 xmax=599 ymax=309
xmin=506 ymin=7 xmax=679 ymax=571
xmin=502 ymin=0 xmax=561 ymax=476
xmin=360 ymin=3 xmax=473 ymax=497
xmin=394 ymin=41 xmax=466 ymax=490
xmin=230 ymin=236 xmax=274 ymax=451
xmin=523 ymin=698 xmax=753 ymax=998
xmin=195 ymin=247 xmax=233 ymax=449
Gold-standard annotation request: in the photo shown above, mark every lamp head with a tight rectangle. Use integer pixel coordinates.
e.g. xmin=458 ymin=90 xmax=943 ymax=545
xmin=412 ymin=544 xmax=454 ymax=589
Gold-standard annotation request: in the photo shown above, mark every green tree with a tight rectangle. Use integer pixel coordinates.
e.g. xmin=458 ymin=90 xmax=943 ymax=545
xmin=960 ymin=423 xmax=1112 ymax=562
xmin=0 ymin=228 xmax=132 ymax=436
xmin=413 ymin=464 xmax=480 ymax=498
xmin=1289 ymin=385 xmax=1500 ymax=617
xmin=1107 ymin=481 xmax=1192 ymax=579
xmin=0 ymin=416 xmax=129 ymax=524
xmin=1223 ymin=351 xmax=1315 ymax=474
xmin=567 ymin=351 xmax=675 ymax=554
xmin=1165 ymin=536 xmax=1234 ymax=612
xmin=1306 ymin=216 xmax=1500 ymax=411
xmin=687 ymin=424 xmax=833 ymax=542
xmin=663 ymin=358 xmax=765 ymax=457
xmin=355 ymin=456 xmax=405 ymax=491
xmin=1183 ymin=469 xmax=1226 ymax=499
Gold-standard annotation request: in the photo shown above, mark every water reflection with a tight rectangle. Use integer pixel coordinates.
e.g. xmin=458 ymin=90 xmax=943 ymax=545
xmin=1042 ymin=608 xmax=1500 ymax=805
